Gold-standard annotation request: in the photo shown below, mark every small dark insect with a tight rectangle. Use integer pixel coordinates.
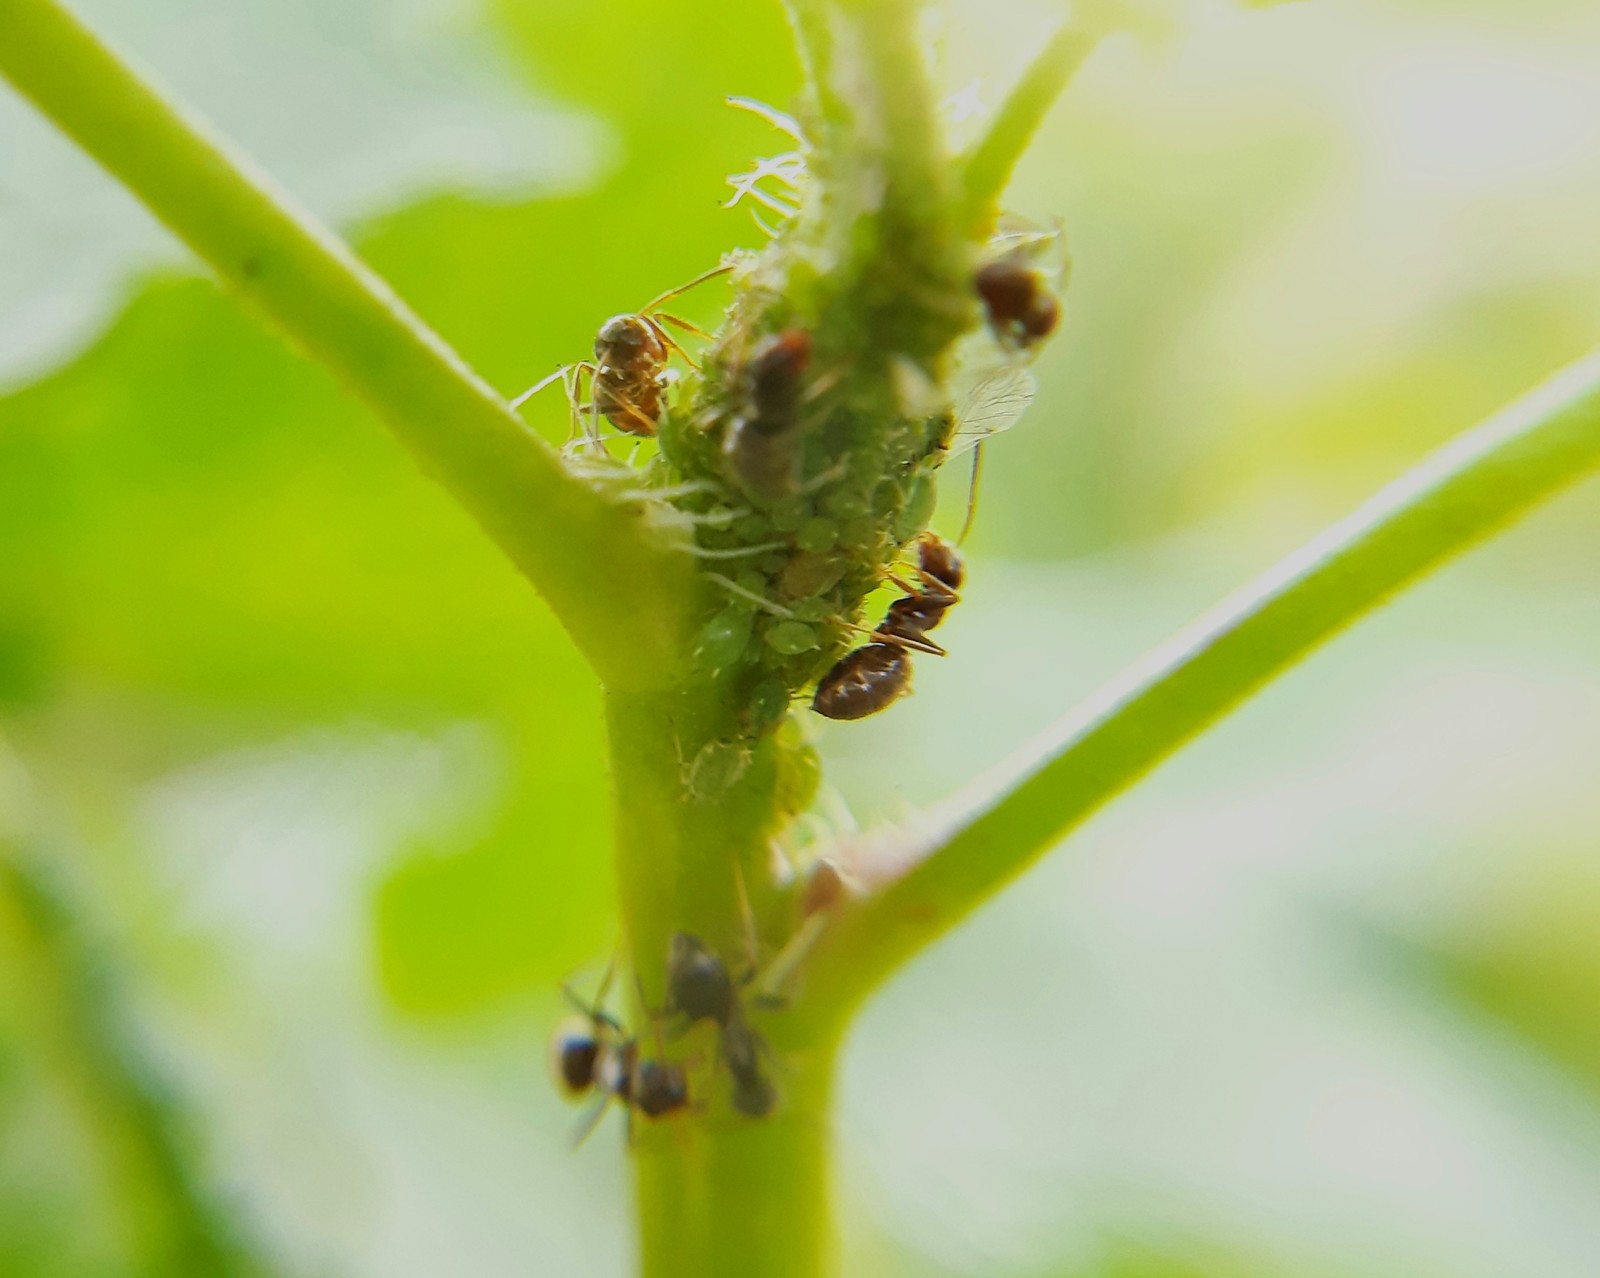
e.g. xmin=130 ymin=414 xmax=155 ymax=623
xmin=631 ymin=1057 xmax=691 ymax=1119
xmin=667 ymin=932 xmax=779 ymax=1118
xmin=551 ymin=981 xmax=624 ymax=1099
xmin=514 ymin=263 xmax=731 ymax=439
xmin=667 ymin=932 xmax=736 ymax=1026
xmin=729 ymin=1063 xmax=778 ymax=1119
xmin=812 ymin=643 xmax=912 ymax=721
xmin=553 ymin=1028 xmax=602 ymax=1096
xmin=975 ymin=258 xmax=1060 ymax=351
xmin=553 ymin=975 xmax=690 ymax=1142
xmin=722 ymin=328 xmax=814 ymax=500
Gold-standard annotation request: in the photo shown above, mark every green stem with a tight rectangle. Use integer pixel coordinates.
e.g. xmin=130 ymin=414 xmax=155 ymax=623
xmin=804 ymin=347 xmax=1600 ymax=1021
xmin=0 ymin=0 xmax=696 ymax=689
xmin=0 ymin=846 xmax=262 ymax=1277
xmin=958 ymin=22 xmax=1099 ymax=233
xmin=608 ymin=686 xmax=837 ymax=1276
xmin=633 ymin=1037 xmax=837 ymax=1278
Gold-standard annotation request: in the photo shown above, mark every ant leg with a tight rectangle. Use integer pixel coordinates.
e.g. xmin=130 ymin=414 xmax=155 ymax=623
xmin=570 ymin=1094 xmax=614 ymax=1149
xmin=882 ymin=568 xmax=958 ymax=605
xmin=844 ymin=620 xmax=946 ymax=657
xmin=510 ymin=363 xmax=576 ymax=411
xmin=642 ymin=315 xmax=703 ymax=371
xmin=651 ymin=311 xmax=714 ymax=341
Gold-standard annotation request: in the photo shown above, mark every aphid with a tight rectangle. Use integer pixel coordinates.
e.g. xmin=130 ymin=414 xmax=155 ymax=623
xmin=722 ymin=329 xmax=814 ymax=500
xmin=513 ymin=263 xmax=732 ymax=440
xmin=975 ymin=258 xmax=1060 ymax=351
xmin=812 ymin=643 xmax=912 ymax=721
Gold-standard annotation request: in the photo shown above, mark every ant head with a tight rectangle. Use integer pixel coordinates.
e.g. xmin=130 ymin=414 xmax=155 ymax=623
xmin=551 ymin=1021 xmax=601 ymax=1096
xmin=917 ymin=533 xmax=965 ymax=592
xmin=595 ymin=314 xmax=665 ymax=364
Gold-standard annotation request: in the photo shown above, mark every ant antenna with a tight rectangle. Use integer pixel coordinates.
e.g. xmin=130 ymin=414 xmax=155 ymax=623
xmin=958 ymin=442 xmax=985 ymax=546
xmin=640 ymin=262 xmax=736 ymax=315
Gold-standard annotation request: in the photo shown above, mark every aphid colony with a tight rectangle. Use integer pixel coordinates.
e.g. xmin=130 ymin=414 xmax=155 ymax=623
xmin=552 ymin=932 xmax=778 ymax=1140
xmin=514 ymin=223 xmax=1063 ymax=727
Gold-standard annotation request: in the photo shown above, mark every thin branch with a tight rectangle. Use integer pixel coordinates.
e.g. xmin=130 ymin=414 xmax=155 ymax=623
xmin=803 ymin=348 xmax=1600 ymax=1021
xmin=0 ymin=0 xmax=698 ymax=688
xmin=958 ymin=21 xmax=1099 ymax=233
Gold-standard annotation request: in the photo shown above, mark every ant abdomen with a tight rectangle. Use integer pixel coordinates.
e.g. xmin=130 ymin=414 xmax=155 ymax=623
xmin=812 ymin=643 xmax=912 ymax=721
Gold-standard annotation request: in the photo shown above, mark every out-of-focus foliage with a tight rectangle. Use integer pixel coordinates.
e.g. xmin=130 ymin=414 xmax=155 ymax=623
xmin=3 ymin=0 xmax=1600 ymax=1275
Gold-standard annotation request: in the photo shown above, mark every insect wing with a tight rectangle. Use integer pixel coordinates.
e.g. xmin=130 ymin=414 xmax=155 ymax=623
xmin=947 ymin=364 xmax=1036 ymax=458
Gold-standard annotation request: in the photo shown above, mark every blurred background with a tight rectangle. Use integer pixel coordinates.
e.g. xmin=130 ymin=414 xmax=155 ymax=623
xmin=2 ymin=0 xmax=1600 ymax=1273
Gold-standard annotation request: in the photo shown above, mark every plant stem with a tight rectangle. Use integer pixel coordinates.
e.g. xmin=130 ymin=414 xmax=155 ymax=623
xmin=607 ymin=685 xmax=839 ymax=1275
xmin=804 ymin=347 xmax=1600 ymax=1021
xmin=959 ymin=22 xmax=1099 ymax=233
xmin=633 ymin=1037 xmax=838 ymax=1278
xmin=0 ymin=0 xmax=697 ymax=689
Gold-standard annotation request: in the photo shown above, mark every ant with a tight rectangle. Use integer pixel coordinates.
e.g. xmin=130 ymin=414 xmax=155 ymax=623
xmin=812 ymin=533 xmax=964 ymax=721
xmin=552 ymin=967 xmax=691 ymax=1144
xmin=514 ymin=263 xmax=733 ymax=443
xmin=722 ymin=328 xmax=814 ymax=501
xmin=665 ymin=932 xmax=778 ymax=1119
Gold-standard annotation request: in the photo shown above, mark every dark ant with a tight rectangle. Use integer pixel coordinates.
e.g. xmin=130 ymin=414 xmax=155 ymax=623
xmin=666 ymin=932 xmax=778 ymax=1118
xmin=552 ymin=970 xmax=690 ymax=1143
xmin=722 ymin=328 xmax=814 ymax=500
xmin=812 ymin=643 xmax=912 ymax=720
xmin=514 ymin=263 xmax=733 ymax=441
xmin=812 ymin=533 xmax=964 ymax=721
xmin=975 ymin=257 xmax=1060 ymax=352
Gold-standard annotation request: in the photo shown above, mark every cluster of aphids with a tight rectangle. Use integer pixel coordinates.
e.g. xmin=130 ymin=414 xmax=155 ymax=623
xmin=515 ymin=219 xmax=1064 ymax=730
xmin=552 ymin=932 xmax=777 ymax=1141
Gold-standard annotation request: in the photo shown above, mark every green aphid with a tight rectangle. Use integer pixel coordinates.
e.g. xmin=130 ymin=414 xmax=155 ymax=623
xmin=795 ymin=517 xmax=838 ymax=553
xmin=693 ymin=607 xmax=753 ymax=670
xmin=764 ymin=620 xmax=819 ymax=655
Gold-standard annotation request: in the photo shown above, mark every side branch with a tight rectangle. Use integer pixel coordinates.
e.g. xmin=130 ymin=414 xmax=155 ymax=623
xmin=0 ymin=0 xmax=697 ymax=686
xmin=806 ymin=348 xmax=1600 ymax=1020
xmin=958 ymin=22 xmax=1099 ymax=233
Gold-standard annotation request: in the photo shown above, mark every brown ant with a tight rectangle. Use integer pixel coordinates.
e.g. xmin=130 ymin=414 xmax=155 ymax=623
xmin=722 ymin=328 xmax=814 ymax=501
xmin=552 ymin=968 xmax=690 ymax=1144
xmin=811 ymin=643 xmax=912 ymax=721
xmin=514 ymin=263 xmax=733 ymax=442
xmin=812 ymin=533 xmax=964 ymax=721
xmin=665 ymin=932 xmax=778 ymax=1119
